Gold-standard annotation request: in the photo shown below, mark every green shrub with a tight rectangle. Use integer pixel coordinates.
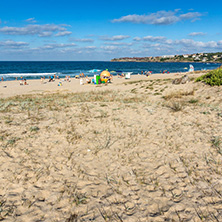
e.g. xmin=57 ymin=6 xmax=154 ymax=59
xmin=195 ymin=68 xmax=222 ymax=86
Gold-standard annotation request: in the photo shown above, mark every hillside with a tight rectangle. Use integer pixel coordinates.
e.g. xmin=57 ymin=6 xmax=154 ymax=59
xmin=111 ymin=52 xmax=222 ymax=63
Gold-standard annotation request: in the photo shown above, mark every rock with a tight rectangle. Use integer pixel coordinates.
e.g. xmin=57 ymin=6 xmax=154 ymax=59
xmin=172 ymin=75 xmax=190 ymax=84
xmin=181 ymin=75 xmax=190 ymax=84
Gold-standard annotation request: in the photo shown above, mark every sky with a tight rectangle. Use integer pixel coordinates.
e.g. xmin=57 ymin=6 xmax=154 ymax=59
xmin=0 ymin=0 xmax=222 ymax=61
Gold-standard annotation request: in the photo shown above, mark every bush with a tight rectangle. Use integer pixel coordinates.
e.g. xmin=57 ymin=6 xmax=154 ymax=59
xmin=195 ymin=68 xmax=222 ymax=86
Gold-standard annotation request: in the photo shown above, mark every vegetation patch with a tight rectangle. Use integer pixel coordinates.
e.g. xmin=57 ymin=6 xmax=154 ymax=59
xmin=196 ymin=68 xmax=222 ymax=86
xmin=167 ymin=101 xmax=184 ymax=112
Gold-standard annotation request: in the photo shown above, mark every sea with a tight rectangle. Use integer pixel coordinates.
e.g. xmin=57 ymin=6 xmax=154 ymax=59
xmin=0 ymin=61 xmax=221 ymax=81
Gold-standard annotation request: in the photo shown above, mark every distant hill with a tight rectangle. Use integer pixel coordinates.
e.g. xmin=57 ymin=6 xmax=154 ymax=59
xmin=111 ymin=52 xmax=222 ymax=63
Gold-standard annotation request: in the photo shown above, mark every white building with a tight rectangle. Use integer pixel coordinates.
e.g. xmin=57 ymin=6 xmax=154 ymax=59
xmin=161 ymin=55 xmax=175 ymax=58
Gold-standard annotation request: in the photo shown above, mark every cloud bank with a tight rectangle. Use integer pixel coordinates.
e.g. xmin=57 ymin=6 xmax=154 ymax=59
xmin=189 ymin=32 xmax=206 ymax=36
xmin=0 ymin=24 xmax=71 ymax=37
xmin=100 ymin=35 xmax=130 ymax=41
xmin=112 ymin=10 xmax=203 ymax=25
xmin=0 ymin=40 xmax=29 ymax=48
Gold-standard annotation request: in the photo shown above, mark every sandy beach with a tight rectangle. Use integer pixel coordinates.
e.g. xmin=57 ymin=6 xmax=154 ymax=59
xmin=0 ymin=72 xmax=222 ymax=221
xmin=0 ymin=72 xmax=203 ymax=98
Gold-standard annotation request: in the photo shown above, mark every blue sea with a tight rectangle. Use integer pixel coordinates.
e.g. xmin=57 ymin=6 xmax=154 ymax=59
xmin=0 ymin=61 xmax=220 ymax=81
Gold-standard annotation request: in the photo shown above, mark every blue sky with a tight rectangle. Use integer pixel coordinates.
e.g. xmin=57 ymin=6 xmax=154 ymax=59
xmin=0 ymin=0 xmax=222 ymax=61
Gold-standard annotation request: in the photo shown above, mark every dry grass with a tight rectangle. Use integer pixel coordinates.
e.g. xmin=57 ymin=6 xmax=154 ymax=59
xmin=163 ymin=89 xmax=195 ymax=100
xmin=167 ymin=101 xmax=185 ymax=112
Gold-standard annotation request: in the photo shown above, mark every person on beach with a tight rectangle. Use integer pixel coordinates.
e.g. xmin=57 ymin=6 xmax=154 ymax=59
xmin=146 ymin=71 xmax=152 ymax=77
xmin=24 ymin=79 xmax=28 ymax=85
xmin=85 ymin=76 xmax=91 ymax=84
xmin=41 ymin=77 xmax=45 ymax=84
xmin=49 ymin=76 xmax=53 ymax=82
xmin=1 ymin=77 xmax=3 ymax=81
xmin=80 ymin=73 xmax=85 ymax=78
xmin=65 ymin=75 xmax=71 ymax=82
xmin=20 ymin=78 xmax=24 ymax=85
xmin=108 ymin=74 xmax=113 ymax=83
xmin=117 ymin=72 xmax=124 ymax=78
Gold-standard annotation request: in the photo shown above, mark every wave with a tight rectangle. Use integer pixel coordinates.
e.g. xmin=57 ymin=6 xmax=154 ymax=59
xmin=0 ymin=72 xmax=58 ymax=77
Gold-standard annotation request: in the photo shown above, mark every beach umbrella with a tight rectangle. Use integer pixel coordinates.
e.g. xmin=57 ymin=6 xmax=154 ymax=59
xmin=189 ymin=64 xmax=194 ymax=72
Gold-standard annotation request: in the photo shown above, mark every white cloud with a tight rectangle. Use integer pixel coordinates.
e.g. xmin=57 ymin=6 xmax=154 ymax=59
xmin=100 ymin=35 xmax=130 ymax=41
xmin=55 ymin=31 xmax=72 ymax=37
xmin=101 ymin=45 xmax=119 ymax=50
xmin=41 ymin=43 xmax=76 ymax=50
xmin=25 ymin=18 xmax=37 ymax=23
xmin=69 ymin=38 xmax=94 ymax=43
xmin=0 ymin=24 xmax=69 ymax=37
xmin=112 ymin=10 xmax=203 ymax=25
xmin=189 ymin=32 xmax=206 ymax=36
xmin=104 ymin=42 xmax=132 ymax=46
xmin=161 ymin=38 xmax=222 ymax=50
xmin=179 ymin=12 xmax=202 ymax=20
xmin=132 ymin=35 xmax=221 ymax=51
xmin=143 ymin=36 xmax=166 ymax=42
xmin=133 ymin=37 xmax=141 ymax=41
xmin=84 ymin=46 xmax=96 ymax=49
xmin=0 ymin=40 xmax=29 ymax=48
xmin=38 ymin=32 xmax=53 ymax=37
xmin=133 ymin=35 xmax=222 ymax=54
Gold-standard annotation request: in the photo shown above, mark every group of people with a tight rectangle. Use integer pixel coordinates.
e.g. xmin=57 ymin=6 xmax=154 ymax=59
xmin=80 ymin=76 xmax=91 ymax=85
xmin=40 ymin=74 xmax=69 ymax=84
xmin=75 ymin=73 xmax=85 ymax=79
xmin=162 ymin=70 xmax=170 ymax=74
xmin=141 ymin=70 xmax=152 ymax=76
xmin=117 ymin=72 xmax=124 ymax=78
xmin=14 ymin=72 xmax=112 ymax=86
xmin=15 ymin=76 xmax=28 ymax=85
xmin=48 ymin=74 xmax=60 ymax=82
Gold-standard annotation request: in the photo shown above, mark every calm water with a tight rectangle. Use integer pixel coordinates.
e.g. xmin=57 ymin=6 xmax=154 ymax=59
xmin=0 ymin=61 xmax=220 ymax=81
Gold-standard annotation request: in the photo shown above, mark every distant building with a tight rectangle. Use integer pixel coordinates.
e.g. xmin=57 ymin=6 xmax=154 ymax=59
xmin=161 ymin=55 xmax=175 ymax=58
xmin=194 ymin=56 xmax=201 ymax=61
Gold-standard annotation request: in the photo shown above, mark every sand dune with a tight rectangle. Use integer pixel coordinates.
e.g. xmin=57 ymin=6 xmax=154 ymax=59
xmin=0 ymin=73 xmax=221 ymax=221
